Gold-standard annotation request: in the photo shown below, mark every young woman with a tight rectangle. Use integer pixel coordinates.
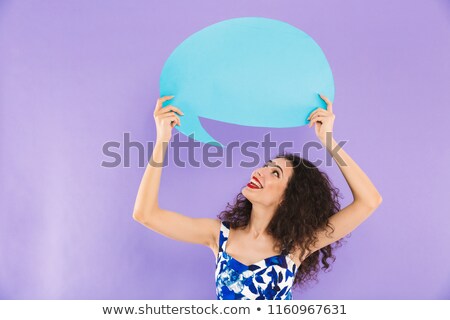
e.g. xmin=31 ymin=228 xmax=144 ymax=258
xmin=133 ymin=94 xmax=382 ymax=300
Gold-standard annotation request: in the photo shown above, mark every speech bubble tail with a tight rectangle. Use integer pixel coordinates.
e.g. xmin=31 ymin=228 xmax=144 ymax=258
xmin=177 ymin=115 xmax=224 ymax=148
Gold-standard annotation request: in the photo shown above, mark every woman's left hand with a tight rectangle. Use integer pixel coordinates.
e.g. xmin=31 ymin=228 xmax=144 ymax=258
xmin=307 ymin=94 xmax=335 ymax=142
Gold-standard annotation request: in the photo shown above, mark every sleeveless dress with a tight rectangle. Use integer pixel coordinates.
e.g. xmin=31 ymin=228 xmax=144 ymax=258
xmin=215 ymin=221 xmax=298 ymax=300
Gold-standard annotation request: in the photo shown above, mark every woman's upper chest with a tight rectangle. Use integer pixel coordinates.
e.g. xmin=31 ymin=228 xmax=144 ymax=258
xmin=225 ymin=227 xmax=286 ymax=266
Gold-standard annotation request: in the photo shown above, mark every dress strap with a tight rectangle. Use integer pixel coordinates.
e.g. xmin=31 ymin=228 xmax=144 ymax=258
xmin=285 ymin=253 xmax=298 ymax=274
xmin=218 ymin=221 xmax=230 ymax=253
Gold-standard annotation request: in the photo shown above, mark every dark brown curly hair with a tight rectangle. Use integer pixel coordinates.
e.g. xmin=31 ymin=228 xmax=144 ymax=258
xmin=217 ymin=152 xmax=347 ymax=290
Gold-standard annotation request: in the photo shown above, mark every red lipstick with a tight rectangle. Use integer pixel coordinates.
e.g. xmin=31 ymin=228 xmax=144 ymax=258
xmin=247 ymin=176 xmax=263 ymax=189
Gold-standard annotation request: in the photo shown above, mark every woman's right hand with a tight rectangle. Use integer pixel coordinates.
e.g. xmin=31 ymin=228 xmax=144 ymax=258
xmin=153 ymin=95 xmax=184 ymax=142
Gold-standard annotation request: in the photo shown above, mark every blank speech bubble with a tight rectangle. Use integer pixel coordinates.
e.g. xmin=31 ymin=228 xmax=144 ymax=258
xmin=160 ymin=17 xmax=335 ymax=147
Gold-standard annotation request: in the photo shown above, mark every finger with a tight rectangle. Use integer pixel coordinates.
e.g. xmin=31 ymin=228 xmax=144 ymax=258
xmin=163 ymin=113 xmax=181 ymax=127
xmin=309 ymin=119 xmax=322 ymax=128
xmin=309 ymin=119 xmax=318 ymax=128
xmin=319 ymin=93 xmax=331 ymax=104
xmin=160 ymin=113 xmax=180 ymax=122
xmin=306 ymin=110 xmax=322 ymax=120
xmin=157 ymin=104 xmax=184 ymax=116
xmin=171 ymin=114 xmax=181 ymax=127
xmin=308 ymin=115 xmax=323 ymax=127
xmin=171 ymin=116 xmax=180 ymax=128
xmin=170 ymin=115 xmax=181 ymax=127
xmin=310 ymin=115 xmax=323 ymax=123
xmin=154 ymin=95 xmax=175 ymax=113
xmin=319 ymin=94 xmax=333 ymax=113
xmin=307 ymin=108 xmax=327 ymax=120
xmin=154 ymin=96 xmax=172 ymax=113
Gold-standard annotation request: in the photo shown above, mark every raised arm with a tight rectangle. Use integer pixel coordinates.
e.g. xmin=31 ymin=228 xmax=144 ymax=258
xmin=132 ymin=96 xmax=220 ymax=249
xmin=303 ymin=94 xmax=382 ymax=258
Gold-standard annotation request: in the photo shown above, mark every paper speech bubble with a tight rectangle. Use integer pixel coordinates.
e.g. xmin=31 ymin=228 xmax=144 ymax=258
xmin=159 ymin=17 xmax=334 ymax=147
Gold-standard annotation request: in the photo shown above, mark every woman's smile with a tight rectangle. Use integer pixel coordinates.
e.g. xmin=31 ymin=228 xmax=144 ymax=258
xmin=247 ymin=176 xmax=263 ymax=189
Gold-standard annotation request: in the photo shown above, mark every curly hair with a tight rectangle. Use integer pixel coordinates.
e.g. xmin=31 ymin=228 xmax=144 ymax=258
xmin=217 ymin=152 xmax=347 ymax=290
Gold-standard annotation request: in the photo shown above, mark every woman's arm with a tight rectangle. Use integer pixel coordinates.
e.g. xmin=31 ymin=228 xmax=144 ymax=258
xmin=132 ymin=96 xmax=220 ymax=248
xmin=322 ymin=136 xmax=382 ymax=206
xmin=303 ymin=95 xmax=382 ymax=258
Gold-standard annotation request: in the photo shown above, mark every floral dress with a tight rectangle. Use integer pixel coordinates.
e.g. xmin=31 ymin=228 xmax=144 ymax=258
xmin=215 ymin=221 xmax=298 ymax=300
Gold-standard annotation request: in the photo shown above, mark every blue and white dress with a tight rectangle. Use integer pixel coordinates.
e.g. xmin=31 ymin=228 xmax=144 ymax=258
xmin=215 ymin=221 xmax=298 ymax=300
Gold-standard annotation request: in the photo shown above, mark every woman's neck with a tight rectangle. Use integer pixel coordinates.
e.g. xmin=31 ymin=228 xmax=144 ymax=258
xmin=246 ymin=204 xmax=275 ymax=239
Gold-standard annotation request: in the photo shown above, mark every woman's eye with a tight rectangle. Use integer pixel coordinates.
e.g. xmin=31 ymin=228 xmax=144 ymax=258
xmin=273 ymin=171 xmax=280 ymax=177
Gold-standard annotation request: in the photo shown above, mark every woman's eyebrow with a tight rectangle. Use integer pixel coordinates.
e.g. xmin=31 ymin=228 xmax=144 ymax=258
xmin=267 ymin=160 xmax=284 ymax=176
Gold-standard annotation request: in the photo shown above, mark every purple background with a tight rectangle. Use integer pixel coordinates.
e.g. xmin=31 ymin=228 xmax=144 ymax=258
xmin=1 ymin=0 xmax=450 ymax=299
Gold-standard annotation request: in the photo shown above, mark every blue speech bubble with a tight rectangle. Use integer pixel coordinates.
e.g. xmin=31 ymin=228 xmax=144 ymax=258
xmin=159 ymin=17 xmax=334 ymax=147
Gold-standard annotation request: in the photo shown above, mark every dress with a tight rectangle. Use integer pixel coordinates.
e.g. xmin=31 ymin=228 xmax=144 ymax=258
xmin=215 ymin=221 xmax=298 ymax=300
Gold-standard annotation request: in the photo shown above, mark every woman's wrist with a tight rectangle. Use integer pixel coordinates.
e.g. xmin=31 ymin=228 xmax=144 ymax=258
xmin=319 ymin=133 xmax=336 ymax=150
xmin=156 ymin=135 xmax=171 ymax=145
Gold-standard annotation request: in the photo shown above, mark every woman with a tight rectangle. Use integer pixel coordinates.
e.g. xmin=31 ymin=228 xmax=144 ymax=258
xmin=133 ymin=94 xmax=382 ymax=300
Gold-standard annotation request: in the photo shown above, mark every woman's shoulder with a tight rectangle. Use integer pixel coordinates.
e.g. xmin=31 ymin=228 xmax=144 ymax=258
xmin=207 ymin=218 xmax=222 ymax=237
xmin=289 ymin=244 xmax=318 ymax=267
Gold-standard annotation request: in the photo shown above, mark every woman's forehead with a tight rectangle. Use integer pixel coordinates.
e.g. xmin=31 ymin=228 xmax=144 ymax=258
xmin=270 ymin=157 xmax=294 ymax=175
xmin=271 ymin=157 xmax=291 ymax=167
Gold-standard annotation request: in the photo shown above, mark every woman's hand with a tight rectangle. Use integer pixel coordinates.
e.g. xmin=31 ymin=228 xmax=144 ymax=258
xmin=153 ymin=95 xmax=183 ymax=142
xmin=307 ymin=94 xmax=335 ymax=142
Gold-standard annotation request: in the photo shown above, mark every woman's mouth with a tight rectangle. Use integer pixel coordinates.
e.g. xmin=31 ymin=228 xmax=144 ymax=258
xmin=247 ymin=176 xmax=263 ymax=189
xmin=247 ymin=182 xmax=260 ymax=189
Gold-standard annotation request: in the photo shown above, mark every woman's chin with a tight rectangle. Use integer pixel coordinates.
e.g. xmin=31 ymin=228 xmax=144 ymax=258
xmin=242 ymin=186 xmax=251 ymax=198
xmin=242 ymin=186 xmax=256 ymax=201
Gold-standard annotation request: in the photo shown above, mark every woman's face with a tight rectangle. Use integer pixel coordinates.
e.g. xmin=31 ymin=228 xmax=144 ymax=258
xmin=242 ymin=157 xmax=294 ymax=208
